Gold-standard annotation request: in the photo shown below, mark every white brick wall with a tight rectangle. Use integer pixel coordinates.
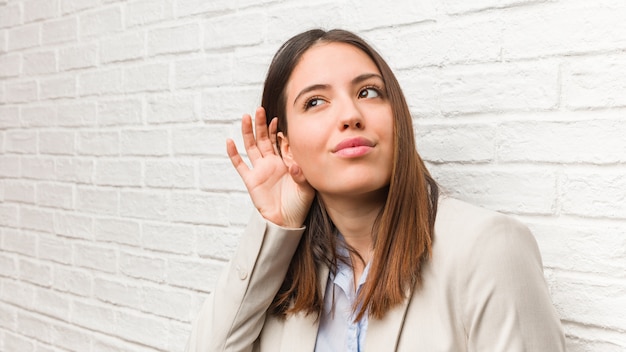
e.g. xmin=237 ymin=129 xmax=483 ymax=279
xmin=1 ymin=0 xmax=625 ymax=350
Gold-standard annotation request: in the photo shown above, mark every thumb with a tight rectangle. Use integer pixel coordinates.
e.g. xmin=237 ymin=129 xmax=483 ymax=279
xmin=288 ymin=164 xmax=314 ymax=193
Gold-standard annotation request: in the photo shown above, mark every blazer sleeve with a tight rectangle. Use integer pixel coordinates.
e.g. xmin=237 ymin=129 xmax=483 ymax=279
xmin=458 ymin=214 xmax=566 ymax=352
xmin=185 ymin=210 xmax=305 ymax=352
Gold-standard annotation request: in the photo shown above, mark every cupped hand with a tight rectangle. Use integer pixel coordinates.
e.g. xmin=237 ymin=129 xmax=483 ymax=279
xmin=227 ymin=107 xmax=315 ymax=228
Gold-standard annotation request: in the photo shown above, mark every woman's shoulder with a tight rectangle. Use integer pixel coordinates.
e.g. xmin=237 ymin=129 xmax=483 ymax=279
xmin=433 ymin=196 xmax=540 ymax=265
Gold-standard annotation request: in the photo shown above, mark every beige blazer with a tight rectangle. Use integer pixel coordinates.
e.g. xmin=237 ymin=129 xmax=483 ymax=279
xmin=186 ymin=197 xmax=566 ymax=352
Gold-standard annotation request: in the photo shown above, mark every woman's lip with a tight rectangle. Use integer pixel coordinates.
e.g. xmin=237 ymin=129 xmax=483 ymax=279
xmin=332 ymin=137 xmax=375 ymax=153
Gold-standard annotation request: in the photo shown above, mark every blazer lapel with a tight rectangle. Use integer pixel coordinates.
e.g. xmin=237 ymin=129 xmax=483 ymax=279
xmin=279 ymin=265 xmax=330 ymax=351
xmin=364 ymin=292 xmax=412 ymax=352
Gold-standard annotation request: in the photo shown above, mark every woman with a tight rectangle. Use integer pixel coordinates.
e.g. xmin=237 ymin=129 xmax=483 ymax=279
xmin=186 ymin=29 xmax=565 ymax=352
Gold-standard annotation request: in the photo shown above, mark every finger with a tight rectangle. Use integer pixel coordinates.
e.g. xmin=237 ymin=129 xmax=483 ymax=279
xmin=254 ymin=107 xmax=275 ymax=157
xmin=241 ymin=113 xmax=263 ymax=162
xmin=268 ymin=117 xmax=280 ymax=155
xmin=227 ymin=138 xmax=250 ymax=179
xmin=288 ymin=164 xmax=311 ymax=188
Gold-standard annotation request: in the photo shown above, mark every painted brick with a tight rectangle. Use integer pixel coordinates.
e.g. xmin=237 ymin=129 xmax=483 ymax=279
xmin=141 ymin=285 xmax=192 ymax=321
xmin=174 ymin=55 xmax=232 ymax=89
xmin=53 ymin=266 xmax=92 ymax=296
xmin=72 ymin=300 xmax=116 ymax=334
xmin=94 ymin=217 xmax=141 ymax=245
xmin=55 ymin=157 xmax=94 ymax=184
xmin=141 ymin=221 xmax=194 ymax=254
xmin=59 ymin=42 xmax=98 ymax=71
xmin=17 ymin=311 xmax=54 ymax=343
xmin=36 ymin=182 xmax=74 ymax=209
xmin=502 ymin=2 xmax=626 ymax=60
xmin=6 ymin=129 xmax=37 ymax=154
xmin=79 ymin=69 xmax=123 ymax=96
xmin=119 ymin=251 xmax=166 ymax=283
xmin=23 ymin=153 xmax=57 ymax=180
xmin=0 ymin=202 xmax=19 ymax=228
xmin=441 ymin=0 xmax=537 ymax=14
xmin=38 ymin=234 xmax=73 ymax=265
xmin=2 ymin=281 xmax=35 ymax=309
xmin=98 ymin=98 xmax=143 ymax=126
xmin=19 ymin=259 xmax=52 ymax=286
xmin=95 ymin=159 xmax=142 ymax=187
xmin=74 ymin=242 xmax=118 ymax=273
xmin=119 ymin=190 xmax=169 ymax=221
xmin=498 ymin=117 xmax=626 ymax=164
xmin=172 ymin=125 xmax=230 ymax=156
xmin=0 ymin=3 xmax=21 ymax=29
xmin=23 ymin=50 xmax=57 ymax=75
xmin=115 ymin=310 xmax=169 ymax=350
xmin=79 ymin=6 xmax=123 ymax=38
xmin=100 ymin=31 xmax=145 ymax=63
xmin=1 ymin=229 xmax=37 ymax=256
xmin=78 ymin=130 xmax=120 ymax=156
xmin=127 ymin=0 xmax=174 ymax=27
xmin=414 ymin=123 xmax=495 ymax=163
xmin=0 ymin=252 xmax=17 ymax=278
xmin=0 ymin=53 xmax=20 ymax=78
xmin=148 ymin=23 xmax=200 ymax=55
xmin=232 ymin=47 xmax=273 ymax=85
xmin=175 ymin=0 xmax=233 ymax=17
xmin=120 ymin=129 xmax=169 ymax=156
xmin=38 ymin=130 xmax=75 ymax=155
xmin=57 ymin=102 xmax=97 ymax=126
xmin=34 ymin=287 xmax=70 ymax=320
xmin=3 ymin=180 xmax=35 ymax=204
xmin=41 ymin=17 xmax=77 ymax=44
xmin=200 ymin=87 xmax=260 ymax=122
xmin=146 ymin=93 xmax=197 ymax=124
xmin=204 ymin=11 xmax=264 ymax=50
xmin=5 ymin=80 xmax=37 ymax=103
xmin=342 ymin=0 xmax=437 ymax=30
xmin=51 ymin=323 xmax=92 ymax=352
xmin=166 ymin=257 xmax=222 ymax=292
xmin=8 ymin=24 xmax=39 ymax=51
xmin=20 ymin=207 xmax=54 ymax=232
xmin=227 ymin=192 xmax=253 ymax=226
xmin=430 ymin=166 xmax=557 ymax=214
xmin=196 ymin=225 xmax=240 ymax=261
xmin=123 ymin=63 xmax=170 ymax=93
xmin=0 ymin=155 xmax=20 ymax=178
xmin=563 ymin=54 xmax=626 ymax=109
xmin=94 ymin=276 xmax=142 ymax=308
xmin=440 ymin=61 xmax=559 ymax=114
xmin=61 ymin=0 xmax=100 ymax=14
xmin=76 ymin=186 xmax=119 ymax=216
xmin=169 ymin=191 xmax=229 ymax=225
xmin=53 ymin=212 xmax=93 ymax=240
xmin=198 ymin=158 xmax=244 ymax=191
xmin=24 ymin=0 xmax=59 ymax=23
xmin=40 ymin=76 xmax=76 ymax=100
xmin=561 ymin=170 xmax=626 ymax=220
xmin=3 ymin=332 xmax=35 ymax=352
xmin=20 ymin=105 xmax=57 ymax=127
xmin=0 ymin=106 xmax=20 ymax=128
xmin=145 ymin=159 xmax=196 ymax=189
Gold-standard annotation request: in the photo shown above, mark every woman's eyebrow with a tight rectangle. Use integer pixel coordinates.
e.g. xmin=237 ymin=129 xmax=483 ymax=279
xmin=351 ymin=73 xmax=383 ymax=85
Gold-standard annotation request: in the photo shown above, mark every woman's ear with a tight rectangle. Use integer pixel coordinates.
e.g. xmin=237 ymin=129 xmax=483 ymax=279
xmin=277 ymin=132 xmax=295 ymax=168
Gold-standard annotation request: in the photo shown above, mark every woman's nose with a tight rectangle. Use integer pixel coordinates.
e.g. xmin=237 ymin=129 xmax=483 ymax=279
xmin=339 ymin=100 xmax=365 ymax=130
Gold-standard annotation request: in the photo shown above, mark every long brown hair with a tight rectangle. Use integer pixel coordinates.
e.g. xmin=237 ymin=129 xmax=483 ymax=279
xmin=262 ymin=29 xmax=439 ymax=321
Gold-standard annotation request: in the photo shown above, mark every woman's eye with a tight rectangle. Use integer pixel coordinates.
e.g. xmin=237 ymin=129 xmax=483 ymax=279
xmin=305 ymin=98 xmax=325 ymax=110
xmin=359 ymin=87 xmax=380 ymax=99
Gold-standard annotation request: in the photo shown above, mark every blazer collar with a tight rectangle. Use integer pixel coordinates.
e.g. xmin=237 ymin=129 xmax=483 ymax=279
xmin=278 ymin=265 xmax=412 ymax=352
xmin=364 ymin=292 xmax=411 ymax=352
xmin=279 ymin=265 xmax=329 ymax=351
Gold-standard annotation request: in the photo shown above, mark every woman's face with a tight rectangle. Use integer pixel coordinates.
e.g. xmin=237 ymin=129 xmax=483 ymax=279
xmin=279 ymin=42 xmax=394 ymax=201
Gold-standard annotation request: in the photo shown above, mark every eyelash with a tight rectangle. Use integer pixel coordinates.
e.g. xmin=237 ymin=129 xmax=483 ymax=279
xmin=302 ymin=85 xmax=385 ymax=111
